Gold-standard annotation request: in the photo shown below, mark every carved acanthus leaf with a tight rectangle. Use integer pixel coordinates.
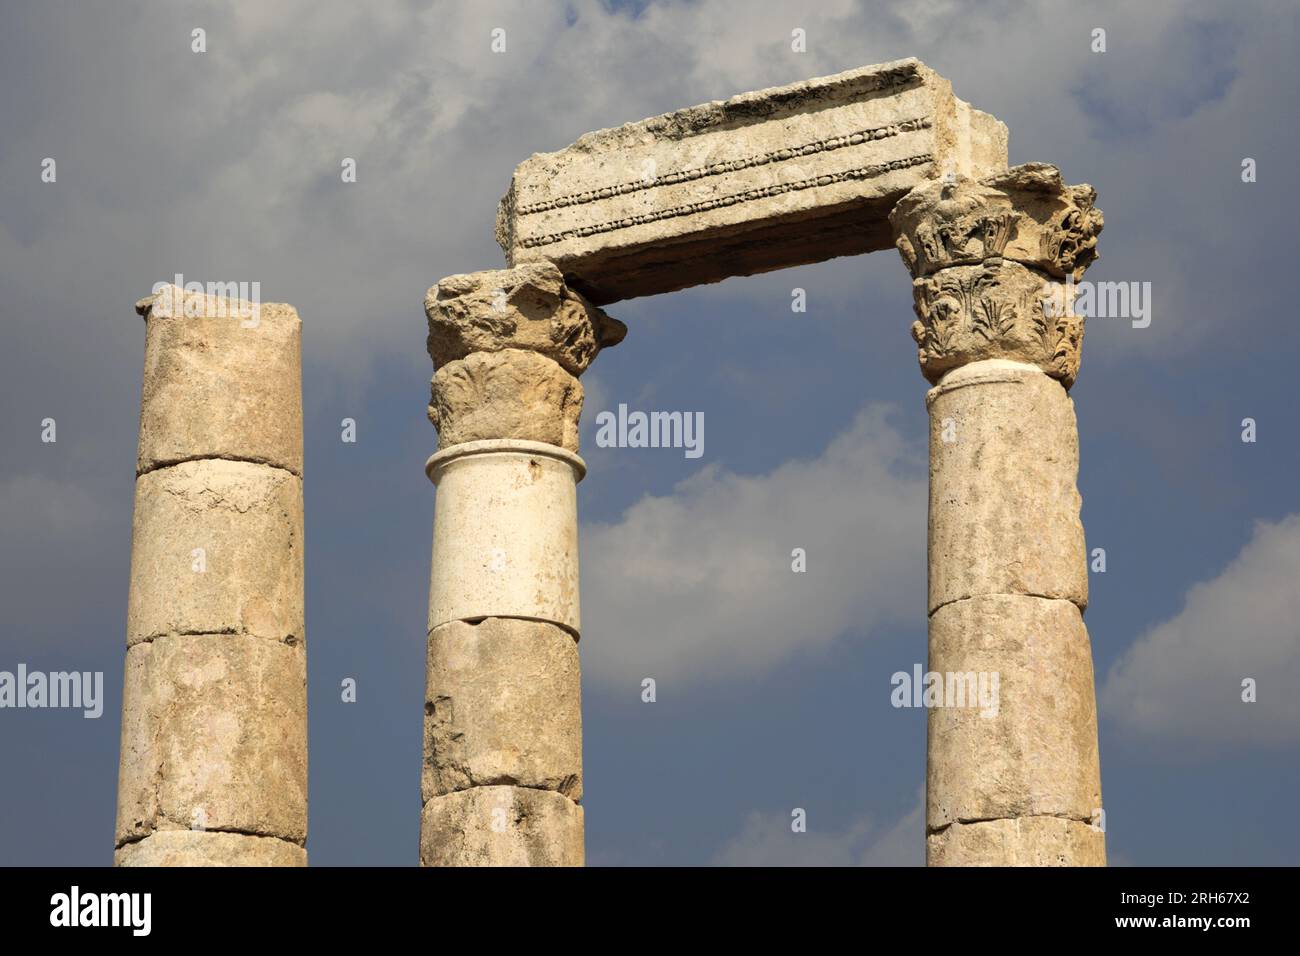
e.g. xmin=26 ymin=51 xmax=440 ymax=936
xmin=908 ymin=261 xmax=1083 ymax=387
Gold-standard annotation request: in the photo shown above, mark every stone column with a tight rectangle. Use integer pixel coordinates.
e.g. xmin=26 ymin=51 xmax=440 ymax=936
xmin=115 ymin=284 xmax=307 ymax=867
xmin=420 ymin=262 xmax=624 ymax=866
xmin=890 ymin=164 xmax=1107 ymax=866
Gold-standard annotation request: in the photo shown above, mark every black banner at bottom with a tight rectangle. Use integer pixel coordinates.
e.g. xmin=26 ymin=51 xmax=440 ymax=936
xmin=0 ymin=865 xmax=1279 ymax=940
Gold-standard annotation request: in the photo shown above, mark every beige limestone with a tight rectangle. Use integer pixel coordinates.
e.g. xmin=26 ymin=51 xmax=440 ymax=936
xmin=891 ymin=163 xmax=1103 ymax=387
xmin=424 ymin=618 xmax=582 ymax=802
xmin=115 ymin=634 xmax=307 ymax=845
xmin=891 ymin=163 xmax=1102 ymax=281
xmin=115 ymin=830 xmax=307 ymax=867
xmin=135 ymin=285 xmax=303 ymax=476
xmin=429 ymin=349 xmax=583 ymax=452
xmin=426 ymin=440 xmax=583 ymax=636
xmin=117 ymin=286 xmax=306 ymax=867
xmin=421 ymin=264 xmax=607 ymax=867
xmin=927 ymin=594 xmax=1102 ymax=829
xmin=927 ymin=817 xmax=1106 ymax=867
xmin=926 ymin=360 xmax=1087 ymax=613
xmin=420 ymin=785 xmax=584 ymax=867
xmin=426 ymin=262 xmax=626 ymax=375
xmin=499 ymin=58 xmax=1007 ymax=303
xmin=125 ymin=459 xmax=304 ymax=646
xmin=908 ymin=261 xmax=1083 ymax=386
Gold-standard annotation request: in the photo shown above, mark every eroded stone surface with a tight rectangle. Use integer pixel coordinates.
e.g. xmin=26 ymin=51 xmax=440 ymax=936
xmin=126 ymin=459 xmax=304 ymax=646
xmin=927 ymin=816 xmax=1105 ymax=867
xmin=426 ymin=262 xmax=626 ymax=375
xmin=891 ymin=163 xmax=1102 ymax=280
xmin=420 ymin=785 xmax=583 ymax=867
xmin=135 ymin=284 xmax=302 ymax=475
xmin=927 ymin=594 xmax=1102 ymax=830
xmin=926 ymin=361 xmax=1087 ymax=612
xmin=499 ymin=58 xmax=1006 ymax=303
xmin=424 ymin=618 xmax=582 ymax=802
xmin=429 ymin=349 xmax=583 ymax=452
xmin=908 ymin=261 xmax=1083 ymax=386
xmin=892 ymin=164 xmax=1102 ymax=387
xmin=115 ymin=830 xmax=307 ymax=867
xmin=115 ymin=634 xmax=307 ymax=846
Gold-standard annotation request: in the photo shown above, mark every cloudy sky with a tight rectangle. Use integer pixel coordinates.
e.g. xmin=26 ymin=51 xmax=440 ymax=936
xmin=2 ymin=0 xmax=1298 ymax=865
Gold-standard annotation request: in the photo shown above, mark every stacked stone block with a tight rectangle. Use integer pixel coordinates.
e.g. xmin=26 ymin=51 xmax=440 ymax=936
xmin=115 ymin=284 xmax=307 ymax=867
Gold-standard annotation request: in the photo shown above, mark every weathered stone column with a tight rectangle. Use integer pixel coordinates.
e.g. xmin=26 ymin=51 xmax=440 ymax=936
xmin=420 ymin=263 xmax=624 ymax=866
xmin=115 ymin=284 xmax=307 ymax=867
xmin=891 ymin=164 xmax=1106 ymax=866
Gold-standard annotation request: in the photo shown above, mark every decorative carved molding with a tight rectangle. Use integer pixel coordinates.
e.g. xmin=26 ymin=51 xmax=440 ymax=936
xmin=516 ymin=117 xmax=933 ymax=216
xmin=521 ymin=152 xmax=935 ymax=249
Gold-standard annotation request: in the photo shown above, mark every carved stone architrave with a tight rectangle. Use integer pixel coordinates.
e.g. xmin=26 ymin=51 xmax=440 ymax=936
xmin=497 ymin=58 xmax=1009 ymax=303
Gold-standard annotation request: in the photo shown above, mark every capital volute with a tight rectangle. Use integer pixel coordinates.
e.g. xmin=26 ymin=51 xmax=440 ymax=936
xmin=891 ymin=163 xmax=1102 ymax=282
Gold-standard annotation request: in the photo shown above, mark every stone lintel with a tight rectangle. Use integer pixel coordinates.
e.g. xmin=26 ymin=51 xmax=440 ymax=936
xmin=498 ymin=58 xmax=1007 ymax=303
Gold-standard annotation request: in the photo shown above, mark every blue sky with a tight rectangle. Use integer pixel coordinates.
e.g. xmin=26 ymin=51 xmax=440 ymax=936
xmin=1 ymin=0 xmax=1297 ymax=865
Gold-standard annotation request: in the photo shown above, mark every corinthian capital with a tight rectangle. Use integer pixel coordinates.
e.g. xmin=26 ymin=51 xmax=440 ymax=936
xmin=424 ymin=263 xmax=626 ymax=453
xmin=889 ymin=163 xmax=1103 ymax=387
xmin=425 ymin=261 xmax=626 ymax=377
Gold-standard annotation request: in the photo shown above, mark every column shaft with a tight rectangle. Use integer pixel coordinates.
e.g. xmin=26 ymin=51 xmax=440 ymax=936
xmin=115 ymin=285 xmax=307 ymax=867
xmin=421 ymin=441 xmax=586 ymax=867
xmin=924 ymin=361 xmax=1103 ymax=865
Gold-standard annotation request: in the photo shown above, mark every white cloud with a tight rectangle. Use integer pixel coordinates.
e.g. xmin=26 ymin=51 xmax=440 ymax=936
xmin=713 ymin=789 xmax=924 ymax=866
xmin=860 ymin=794 xmax=926 ymax=866
xmin=1100 ymin=514 xmax=1300 ymax=751
xmin=579 ymin=403 xmax=925 ymax=685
